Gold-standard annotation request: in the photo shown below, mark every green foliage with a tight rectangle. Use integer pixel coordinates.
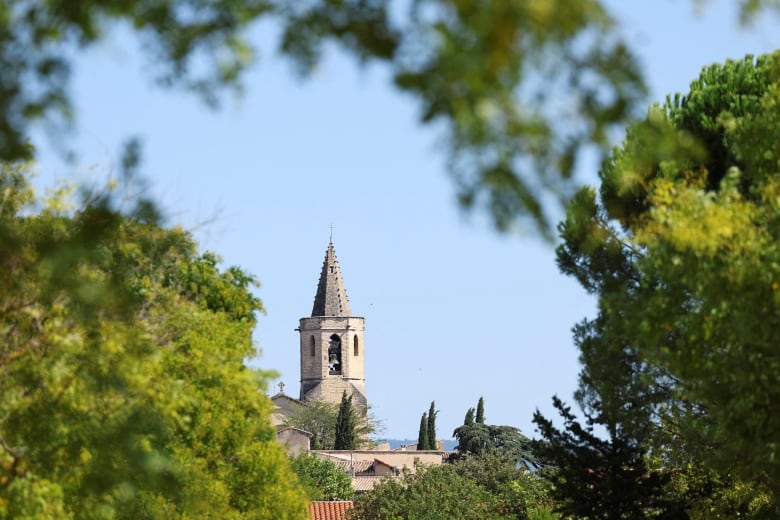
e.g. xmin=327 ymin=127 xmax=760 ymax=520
xmin=426 ymin=401 xmax=437 ymax=450
xmin=0 ymin=0 xmax=271 ymax=161
xmin=528 ymin=510 xmax=561 ymax=520
xmin=556 ymin=51 xmax=780 ymax=509
xmin=3 ymin=0 xmax=648 ymax=234
xmin=533 ymin=397 xmax=683 ymax=519
xmin=0 ymin=165 xmax=308 ymax=518
xmin=453 ymin=398 xmax=537 ymax=468
xmin=664 ymin=462 xmax=778 ymax=519
xmin=350 ymin=455 xmax=554 ymax=520
xmin=415 ymin=402 xmax=438 ymax=450
xmin=283 ymin=397 xmax=378 ymax=450
xmin=334 ymin=391 xmax=357 ymax=450
xmin=475 ymin=396 xmax=485 ymax=424
xmin=453 ymin=423 xmax=536 ymax=466
xmin=453 ymin=453 xmax=556 ymax=518
xmin=417 ymin=412 xmax=430 ymax=451
xmin=284 ymin=399 xmax=339 ymax=450
xmin=463 ymin=407 xmax=475 ymax=426
xmin=2 ymin=1 xmax=719 ymax=236
xmin=5 ymin=2 xmax=780 ymax=233
xmin=290 ymin=453 xmax=353 ymax=501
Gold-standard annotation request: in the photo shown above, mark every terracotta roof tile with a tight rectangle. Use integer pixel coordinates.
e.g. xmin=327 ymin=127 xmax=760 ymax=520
xmin=308 ymin=501 xmax=354 ymax=520
xmin=314 ymin=453 xmax=374 ymax=473
xmin=351 ymin=475 xmax=400 ymax=492
xmin=331 ymin=459 xmax=374 ymax=473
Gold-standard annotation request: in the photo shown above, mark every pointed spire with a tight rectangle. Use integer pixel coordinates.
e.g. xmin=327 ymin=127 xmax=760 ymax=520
xmin=311 ymin=241 xmax=352 ymax=317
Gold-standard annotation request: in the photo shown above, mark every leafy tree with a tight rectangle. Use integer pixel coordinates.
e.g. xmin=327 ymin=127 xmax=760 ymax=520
xmin=334 ymin=391 xmax=357 ymax=450
xmin=475 ymin=396 xmax=486 ymax=424
xmin=0 ymin=0 xmax=650 ymax=235
xmin=350 ymin=455 xmax=554 ymax=520
xmin=427 ymin=401 xmax=438 ymax=450
xmin=533 ymin=397 xmax=682 ymax=519
xmin=284 ymin=399 xmax=339 ymax=451
xmin=453 ymin=421 xmax=488 ymax=455
xmin=454 ymin=423 xmax=536 ymax=465
xmin=12 ymin=3 xmax=780 ymax=239
xmin=4 ymin=2 xmax=780 ymax=233
xmin=555 ymin=51 xmax=780 ymax=504
xmin=0 ymin=165 xmax=308 ymax=518
xmin=290 ymin=453 xmax=353 ymax=501
xmin=452 ymin=399 xmax=536 ymax=468
xmin=283 ymin=397 xmax=380 ymax=450
xmin=530 ymin=312 xmax=696 ymax=518
xmin=417 ymin=412 xmax=430 ymax=451
xmin=533 ymin=394 xmax=778 ymax=518
xmin=453 ymin=452 xmax=556 ymax=519
xmin=665 ymin=464 xmax=777 ymax=519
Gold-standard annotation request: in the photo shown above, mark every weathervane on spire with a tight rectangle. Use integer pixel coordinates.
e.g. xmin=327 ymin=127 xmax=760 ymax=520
xmin=329 ymin=223 xmax=335 ymax=243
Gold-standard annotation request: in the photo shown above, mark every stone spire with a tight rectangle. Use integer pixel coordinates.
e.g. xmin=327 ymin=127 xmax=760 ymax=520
xmin=311 ymin=241 xmax=352 ymax=317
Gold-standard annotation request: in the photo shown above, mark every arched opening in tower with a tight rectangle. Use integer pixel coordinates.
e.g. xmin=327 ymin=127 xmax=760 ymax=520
xmin=328 ymin=334 xmax=342 ymax=374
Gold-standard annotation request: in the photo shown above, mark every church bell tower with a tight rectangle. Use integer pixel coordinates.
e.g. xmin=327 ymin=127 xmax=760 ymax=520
xmin=298 ymin=241 xmax=367 ymax=409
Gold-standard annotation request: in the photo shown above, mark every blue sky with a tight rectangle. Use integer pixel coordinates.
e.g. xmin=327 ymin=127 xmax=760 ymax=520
xmin=32 ymin=1 xmax=780 ymax=439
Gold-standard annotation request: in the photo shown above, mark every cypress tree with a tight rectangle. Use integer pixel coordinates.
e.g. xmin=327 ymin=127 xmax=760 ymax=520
xmin=334 ymin=391 xmax=357 ymax=450
xmin=476 ymin=396 xmax=485 ymax=424
xmin=464 ymin=407 xmax=475 ymax=426
xmin=417 ymin=412 xmax=429 ymax=450
xmin=427 ymin=401 xmax=438 ymax=450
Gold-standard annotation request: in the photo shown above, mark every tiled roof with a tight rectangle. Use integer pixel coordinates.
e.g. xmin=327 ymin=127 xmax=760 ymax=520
xmin=276 ymin=426 xmax=313 ymax=437
xmin=308 ymin=501 xmax=354 ymax=520
xmin=315 ymin=453 xmax=375 ymax=474
xmin=314 ymin=450 xmax=444 ymax=475
xmin=311 ymin=241 xmax=352 ymax=317
xmin=314 ymin=452 xmax=351 ymax=463
xmin=334 ymin=459 xmax=374 ymax=473
xmin=352 ymin=475 xmax=398 ymax=492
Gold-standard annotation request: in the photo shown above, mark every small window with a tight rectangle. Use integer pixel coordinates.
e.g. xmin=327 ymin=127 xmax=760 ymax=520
xmin=354 ymin=335 xmax=359 ymax=356
xmin=328 ymin=335 xmax=342 ymax=374
xmin=310 ymin=336 xmax=315 ymax=356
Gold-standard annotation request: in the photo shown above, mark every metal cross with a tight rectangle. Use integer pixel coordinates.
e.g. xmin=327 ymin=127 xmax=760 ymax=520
xmin=278 ymin=381 xmax=285 ymax=394
xmin=329 ymin=223 xmax=335 ymax=242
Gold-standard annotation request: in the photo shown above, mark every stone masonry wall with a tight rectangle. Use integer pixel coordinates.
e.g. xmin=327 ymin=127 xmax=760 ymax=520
xmin=299 ymin=316 xmax=366 ymax=409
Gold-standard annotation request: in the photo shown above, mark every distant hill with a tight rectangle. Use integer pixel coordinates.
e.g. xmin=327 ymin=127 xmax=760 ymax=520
xmin=375 ymin=438 xmax=458 ymax=451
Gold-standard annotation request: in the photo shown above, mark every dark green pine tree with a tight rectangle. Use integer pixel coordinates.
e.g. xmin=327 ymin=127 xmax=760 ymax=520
xmin=475 ymin=397 xmax=485 ymax=424
xmin=463 ymin=407 xmax=475 ymax=426
xmin=532 ymin=397 xmax=679 ymax=518
xmin=334 ymin=391 xmax=357 ymax=450
xmin=427 ymin=401 xmax=438 ymax=450
xmin=417 ymin=412 xmax=430 ymax=450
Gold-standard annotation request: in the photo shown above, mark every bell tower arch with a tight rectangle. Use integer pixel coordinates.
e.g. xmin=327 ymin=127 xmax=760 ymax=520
xmin=298 ymin=241 xmax=366 ymax=409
